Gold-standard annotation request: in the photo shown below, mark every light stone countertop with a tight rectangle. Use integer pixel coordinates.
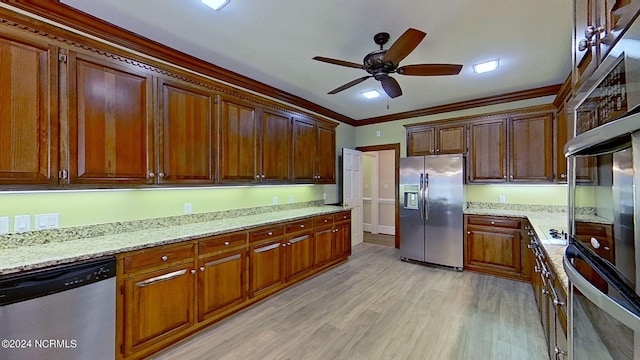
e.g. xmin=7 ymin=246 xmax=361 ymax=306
xmin=0 ymin=205 xmax=347 ymax=276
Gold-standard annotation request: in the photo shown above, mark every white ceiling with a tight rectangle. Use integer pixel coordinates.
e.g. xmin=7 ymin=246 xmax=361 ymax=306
xmin=61 ymin=0 xmax=573 ymax=121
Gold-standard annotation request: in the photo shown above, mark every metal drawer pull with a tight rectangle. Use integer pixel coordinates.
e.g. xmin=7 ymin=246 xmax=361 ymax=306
xmin=135 ymin=269 xmax=187 ymax=287
xmin=289 ymin=235 xmax=309 ymax=244
xmin=300 ymin=224 xmax=305 ymax=228
xmin=267 ymin=231 xmax=273 ymax=236
xmin=205 ymin=254 xmax=241 ymax=267
xmin=161 ymin=255 xmax=169 ymax=261
xmin=254 ymin=243 xmax=281 ymax=253
xmin=224 ymin=241 xmax=230 ymax=246
xmin=324 ymin=219 xmax=328 ymax=223
xmin=553 ymin=297 xmax=565 ymax=306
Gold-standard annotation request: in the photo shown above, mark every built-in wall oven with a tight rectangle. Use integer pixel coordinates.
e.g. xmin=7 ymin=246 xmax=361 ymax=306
xmin=564 ymin=15 xmax=640 ymax=357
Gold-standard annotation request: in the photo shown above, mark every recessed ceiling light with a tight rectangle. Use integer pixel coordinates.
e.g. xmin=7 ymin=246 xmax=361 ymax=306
xmin=201 ymin=0 xmax=229 ymax=11
xmin=362 ymin=90 xmax=381 ymax=99
xmin=473 ymin=59 xmax=500 ymax=74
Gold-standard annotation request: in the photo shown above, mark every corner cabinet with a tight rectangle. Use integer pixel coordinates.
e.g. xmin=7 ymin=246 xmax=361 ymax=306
xmin=0 ymin=35 xmax=58 ymax=186
xmin=292 ymin=118 xmax=336 ymax=184
xmin=116 ymin=210 xmax=351 ymax=359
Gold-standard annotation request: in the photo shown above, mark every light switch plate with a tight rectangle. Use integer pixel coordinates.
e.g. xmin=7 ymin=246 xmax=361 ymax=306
xmin=0 ymin=216 xmax=9 ymax=234
xmin=14 ymin=215 xmax=31 ymax=233
xmin=34 ymin=213 xmax=59 ymax=230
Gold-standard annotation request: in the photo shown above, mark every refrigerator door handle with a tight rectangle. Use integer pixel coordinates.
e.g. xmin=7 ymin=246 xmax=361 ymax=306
xmin=419 ymin=173 xmax=424 ymax=220
xmin=424 ymin=173 xmax=429 ymax=220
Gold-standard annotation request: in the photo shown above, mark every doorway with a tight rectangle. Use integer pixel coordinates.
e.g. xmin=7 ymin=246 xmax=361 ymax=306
xmin=356 ymin=143 xmax=400 ymax=248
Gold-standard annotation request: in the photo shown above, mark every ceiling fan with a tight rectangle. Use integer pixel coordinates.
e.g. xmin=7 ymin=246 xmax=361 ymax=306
xmin=313 ymin=28 xmax=463 ymax=99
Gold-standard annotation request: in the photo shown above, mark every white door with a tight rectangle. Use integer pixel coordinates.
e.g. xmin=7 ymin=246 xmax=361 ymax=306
xmin=343 ymin=148 xmax=363 ymax=246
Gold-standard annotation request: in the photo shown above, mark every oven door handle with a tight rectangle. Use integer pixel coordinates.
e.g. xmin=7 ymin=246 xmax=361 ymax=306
xmin=563 ymin=250 xmax=640 ymax=331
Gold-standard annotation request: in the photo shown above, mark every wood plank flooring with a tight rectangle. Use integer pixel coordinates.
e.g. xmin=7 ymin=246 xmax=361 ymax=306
xmin=150 ymin=243 xmax=548 ymax=360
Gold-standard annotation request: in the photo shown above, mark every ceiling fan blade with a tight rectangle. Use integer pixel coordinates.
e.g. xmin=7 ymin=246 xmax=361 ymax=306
xmin=327 ymin=76 xmax=372 ymax=94
xmin=313 ymin=56 xmax=363 ymax=69
xmin=397 ymin=64 xmax=463 ymax=76
xmin=380 ymin=76 xmax=402 ymax=98
xmin=382 ymin=28 xmax=426 ymax=65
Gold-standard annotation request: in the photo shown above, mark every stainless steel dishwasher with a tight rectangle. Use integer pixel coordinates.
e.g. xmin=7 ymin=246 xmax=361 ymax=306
xmin=0 ymin=257 xmax=116 ymax=360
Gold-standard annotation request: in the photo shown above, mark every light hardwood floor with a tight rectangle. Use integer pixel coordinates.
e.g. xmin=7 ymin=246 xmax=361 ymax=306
xmin=150 ymin=243 xmax=548 ymax=360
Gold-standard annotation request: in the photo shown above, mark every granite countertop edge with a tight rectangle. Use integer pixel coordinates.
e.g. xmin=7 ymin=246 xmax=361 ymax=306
xmin=0 ymin=205 xmax=348 ymax=276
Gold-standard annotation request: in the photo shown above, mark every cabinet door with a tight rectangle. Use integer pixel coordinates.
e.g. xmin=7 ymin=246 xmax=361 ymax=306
xmin=469 ymin=119 xmax=507 ymax=182
xmin=68 ymin=52 xmax=153 ymax=184
xmin=314 ymin=226 xmax=334 ymax=267
xmin=219 ymin=98 xmax=258 ymax=183
xmin=261 ymin=110 xmax=291 ymax=182
xmin=285 ymin=232 xmax=314 ymax=282
xmin=158 ymin=79 xmax=216 ymax=184
xmin=333 ymin=222 xmax=351 ymax=260
xmin=436 ymin=125 xmax=466 ymax=154
xmin=316 ymin=123 xmax=336 ymax=184
xmin=198 ymin=250 xmax=246 ymax=321
xmin=292 ymin=118 xmax=316 ymax=183
xmin=0 ymin=37 xmax=58 ymax=185
xmin=465 ymin=226 xmax=521 ymax=275
xmin=555 ymin=102 xmax=570 ymax=182
xmin=123 ymin=263 xmax=195 ymax=356
xmin=249 ymin=239 xmax=285 ymax=297
xmin=573 ymin=0 xmax=598 ymax=89
xmin=509 ymin=113 xmax=553 ymax=182
xmin=407 ymin=127 xmax=435 ymax=156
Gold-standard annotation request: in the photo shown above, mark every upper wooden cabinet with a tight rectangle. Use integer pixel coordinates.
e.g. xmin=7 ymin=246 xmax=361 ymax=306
xmin=0 ymin=36 xmax=58 ymax=186
xmin=468 ymin=110 xmax=554 ymax=183
xmin=158 ymin=78 xmax=217 ymax=185
xmin=292 ymin=118 xmax=336 ymax=184
xmin=573 ymin=0 xmax=640 ymax=89
xmin=509 ymin=113 xmax=553 ymax=182
xmin=406 ymin=123 xmax=466 ymax=156
xmin=219 ymin=97 xmax=258 ymax=183
xmin=260 ymin=110 xmax=291 ymax=183
xmin=67 ymin=51 xmax=154 ymax=185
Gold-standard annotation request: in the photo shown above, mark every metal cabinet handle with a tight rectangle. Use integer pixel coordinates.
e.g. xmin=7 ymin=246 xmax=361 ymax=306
xmin=200 ymin=267 xmax=205 ymax=272
xmin=282 ymin=243 xmax=287 ymax=247
xmin=149 ymin=172 xmax=155 ymax=178
xmin=553 ymin=298 xmax=565 ymax=306
xmin=555 ymin=346 xmax=567 ymax=356
xmin=255 ymin=174 xmax=260 ymax=179
xmin=510 ymin=175 xmax=513 ymax=179
xmin=161 ymin=255 xmax=168 ymax=261
xmin=261 ymin=174 xmax=265 ymax=179
xmin=135 ymin=269 xmax=186 ymax=287
xmin=300 ymin=224 xmax=305 ymax=228
xmin=254 ymin=243 xmax=281 ymax=253
xmin=190 ymin=269 xmax=196 ymax=274
xmin=224 ymin=241 xmax=230 ymax=246
xmin=289 ymin=235 xmax=309 ymax=244
xmin=490 ymin=221 xmax=495 ymax=225
xmin=467 ymin=231 xmax=471 ymax=235
xmin=267 ymin=231 xmax=273 ymax=236
xmin=560 ymin=173 xmax=567 ymax=179
xmin=324 ymin=219 xmax=329 ymax=223
xmin=159 ymin=172 xmax=165 ymax=178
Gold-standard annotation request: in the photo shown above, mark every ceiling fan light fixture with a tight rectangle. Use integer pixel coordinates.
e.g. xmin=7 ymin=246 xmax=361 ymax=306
xmin=361 ymin=90 xmax=381 ymax=99
xmin=201 ymin=0 xmax=229 ymax=11
xmin=473 ymin=59 xmax=500 ymax=74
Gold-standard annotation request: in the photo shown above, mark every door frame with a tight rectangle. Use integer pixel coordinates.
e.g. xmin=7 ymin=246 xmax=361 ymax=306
xmin=356 ymin=143 xmax=400 ymax=249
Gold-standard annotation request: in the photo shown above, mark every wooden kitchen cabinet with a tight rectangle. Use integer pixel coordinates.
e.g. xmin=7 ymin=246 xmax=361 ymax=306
xmin=333 ymin=211 xmax=352 ymax=260
xmin=0 ymin=35 xmax=58 ymax=186
xmin=157 ymin=78 xmax=217 ymax=185
xmin=464 ymin=215 xmax=528 ymax=280
xmin=509 ymin=112 xmax=553 ymax=182
xmin=468 ymin=110 xmax=554 ymax=183
xmin=121 ymin=243 xmax=196 ymax=357
xmin=292 ymin=117 xmax=336 ymax=184
xmin=406 ymin=123 xmax=466 ymax=156
xmin=219 ymin=97 xmax=259 ymax=183
xmin=469 ymin=119 xmax=508 ymax=182
xmin=573 ymin=0 xmax=640 ymax=89
xmin=198 ymin=249 xmax=246 ymax=321
xmin=248 ymin=226 xmax=286 ymax=298
xmin=261 ymin=110 xmax=292 ymax=182
xmin=67 ymin=51 xmax=154 ymax=185
xmin=285 ymin=231 xmax=314 ymax=282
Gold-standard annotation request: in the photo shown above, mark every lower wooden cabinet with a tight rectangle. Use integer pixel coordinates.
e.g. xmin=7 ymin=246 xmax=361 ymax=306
xmin=122 ymin=262 xmax=196 ymax=357
xmin=116 ymin=211 xmax=351 ymax=359
xmin=463 ymin=215 xmax=527 ymax=280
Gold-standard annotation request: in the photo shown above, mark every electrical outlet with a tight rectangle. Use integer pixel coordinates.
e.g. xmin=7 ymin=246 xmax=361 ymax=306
xmin=272 ymin=196 xmax=278 ymax=205
xmin=499 ymin=195 xmax=506 ymax=203
xmin=0 ymin=216 xmax=8 ymax=234
xmin=34 ymin=213 xmax=60 ymax=230
xmin=184 ymin=203 xmax=193 ymax=215
xmin=288 ymin=195 xmax=294 ymax=204
xmin=376 ymin=130 xmax=381 ymax=137
xmin=323 ymin=192 xmax=328 ymax=200
xmin=14 ymin=215 xmax=31 ymax=233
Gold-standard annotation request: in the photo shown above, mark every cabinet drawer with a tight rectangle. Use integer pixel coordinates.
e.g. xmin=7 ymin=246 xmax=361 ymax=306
xmin=333 ymin=211 xmax=351 ymax=223
xmin=124 ymin=243 xmax=195 ymax=274
xmin=314 ymin=215 xmax=333 ymax=227
xmin=467 ymin=216 xmax=521 ymax=229
xmin=286 ymin=219 xmax=313 ymax=233
xmin=199 ymin=232 xmax=247 ymax=255
xmin=249 ymin=226 xmax=285 ymax=242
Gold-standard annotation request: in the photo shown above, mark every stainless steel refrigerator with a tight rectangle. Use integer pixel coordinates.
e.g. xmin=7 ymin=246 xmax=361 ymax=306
xmin=399 ymin=154 xmax=464 ymax=269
